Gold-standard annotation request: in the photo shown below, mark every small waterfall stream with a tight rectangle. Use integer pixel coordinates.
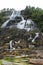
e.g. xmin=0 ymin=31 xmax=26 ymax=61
xmin=1 ymin=20 xmax=10 ymax=28
xmin=9 ymin=40 xmax=15 ymax=52
xmin=32 ymin=33 xmax=39 ymax=42
xmin=9 ymin=40 xmax=13 ymax=49
xmin=1 ymin=11 xmax=15 ymax=28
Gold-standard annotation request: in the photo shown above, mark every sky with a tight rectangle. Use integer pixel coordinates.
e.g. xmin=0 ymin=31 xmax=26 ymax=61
xmin=0 ymin=0 xmax=43 ymax=10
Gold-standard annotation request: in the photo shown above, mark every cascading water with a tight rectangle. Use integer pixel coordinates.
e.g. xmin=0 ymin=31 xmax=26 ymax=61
xmin=9 ymin=40 xmax=13 ymax=49
xmin=9 ymin=40 xmax=15 ymax=52
xmin=1 ymin=10 xmax=35 ymax=31
xmin=32 ymin=33 xmax=39 ymax=43
xmin=1 ymin=20 xmax=10 ymax=28
xmin=1 ymin=10 xmax=15 ymax=28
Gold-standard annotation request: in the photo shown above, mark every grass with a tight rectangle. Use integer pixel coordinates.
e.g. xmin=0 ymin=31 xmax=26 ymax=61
xmin=0 ymin=57 xmax=33 ymax=65
xmin=3 ymin=56 xmax=29 ymax=65
xmin=0 ymin=60 xmax=2 ymax=65
xmin=4 ymin=56 xmax=15 ymax=62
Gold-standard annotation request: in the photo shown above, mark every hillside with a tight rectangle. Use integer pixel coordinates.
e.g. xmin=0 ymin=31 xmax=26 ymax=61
xmin=0 ymin=6 xmax=43 ymax=58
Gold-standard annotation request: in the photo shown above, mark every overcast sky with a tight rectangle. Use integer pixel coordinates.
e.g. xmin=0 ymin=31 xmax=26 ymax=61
xmin=0 ymin=0 xmax=43 ymax=10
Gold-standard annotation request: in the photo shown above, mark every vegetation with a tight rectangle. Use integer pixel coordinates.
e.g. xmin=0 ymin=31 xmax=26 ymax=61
xmin=0 ymin=60 xmax=2 ymax=65
xmin=0 ymin=28 xmax=43 ymax=48
xmin=0 ymin=8 xmax=15 ymax=26
xmin=0 ymin=57 xmax=29 ymax=65
xmin=0 ymin=6 xmax=43 ymax=47
xmin=0 ymin=7 xmax=43 ymax=65
xmin=21 ymin=6 xmax=43 ymax=32
xmin=0 ymin=6 xmax=43 ymax=32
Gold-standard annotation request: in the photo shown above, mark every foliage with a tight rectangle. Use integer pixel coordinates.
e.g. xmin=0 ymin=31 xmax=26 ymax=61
xmin=0 ymin=8 xmax=15 ymax=26
xmin=0 ymin=60 xmax=2 ymax=65
xmin=0 ymin=7 xmax=43 ymax=32
xmin=21 ymin=6 xmax=43 ymax=32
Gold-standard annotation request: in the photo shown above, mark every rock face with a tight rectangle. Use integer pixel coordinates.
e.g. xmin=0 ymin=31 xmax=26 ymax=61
xmin=1 ymin=11 xmax=36 ymax=31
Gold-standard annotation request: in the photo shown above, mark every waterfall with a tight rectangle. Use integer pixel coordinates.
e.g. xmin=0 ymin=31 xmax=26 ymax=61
xmin=32 ymin=33 xmax=39 ymax=43
xmin=1 ymin=11 xmax=24 ymax=28
xmin=17 ymin=19 xmax=34 ymax=31
xmin=9 ymin=40 xmax=13 ymax=49
xmin=1 ymin=10 xmax=35 ymax=31
xmin=1 ymin=20 xmax=10 ymax=28
xmin=1 ymin=10 xmax=15 ymax=28
xmin=9 ymin=40 xmax=15 ymax=52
